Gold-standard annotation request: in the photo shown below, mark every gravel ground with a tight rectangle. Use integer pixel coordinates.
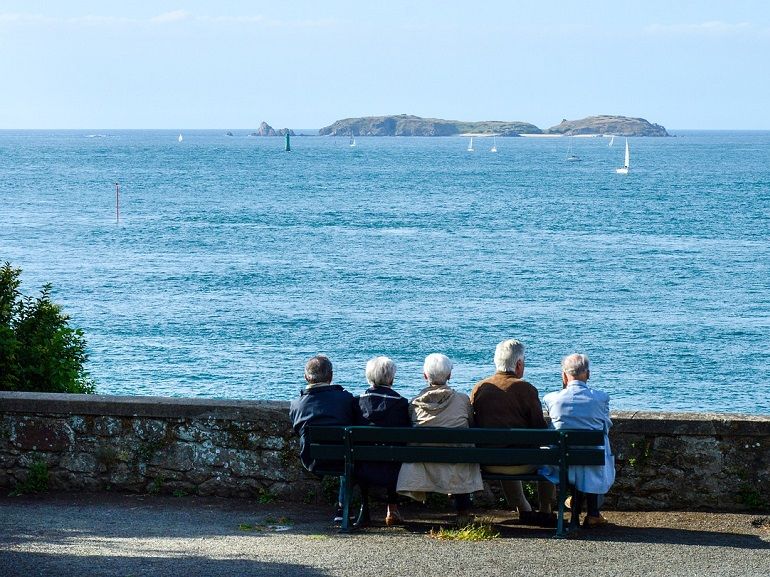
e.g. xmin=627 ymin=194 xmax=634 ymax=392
xmin=1 ymin=493 xmax=768 ymax=577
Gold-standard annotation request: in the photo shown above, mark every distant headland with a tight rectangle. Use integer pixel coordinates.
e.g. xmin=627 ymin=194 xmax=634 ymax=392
xmin=318 ymin=114 xmax=669 ymax=137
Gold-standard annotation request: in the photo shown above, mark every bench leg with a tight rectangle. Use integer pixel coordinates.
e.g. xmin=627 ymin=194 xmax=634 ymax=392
xmin=555 ymin=482 xmax=566 ymax=538
xmin=339 ymin=475 xmax=351 ymax=533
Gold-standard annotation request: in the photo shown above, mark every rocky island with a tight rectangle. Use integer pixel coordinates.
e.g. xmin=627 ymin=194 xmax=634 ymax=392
xmin=547 ymin=115 xmax=669 ymax=137
xmin=250 ymin=121 xmax=295 ymax=137
xmin=318 ymin=114 xmax=668 ymax=137
xmin=319 ymin=114 xmax=541 ymax=137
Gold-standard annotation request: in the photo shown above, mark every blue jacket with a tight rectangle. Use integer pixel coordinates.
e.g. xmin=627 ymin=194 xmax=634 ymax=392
xmin=354 ymin=386 xmax=411 ymax=488
xmin=541 ymin=380 xmax=615 ymax=494
xmin=289 ymin=383 xmax=356 ymax=474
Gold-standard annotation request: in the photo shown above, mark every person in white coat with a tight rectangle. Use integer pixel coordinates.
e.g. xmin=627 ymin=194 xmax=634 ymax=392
xmin=542 ymin=353 xmax=615 ymax=528
xmin=396 ymin=353 xmax=484 ymax=524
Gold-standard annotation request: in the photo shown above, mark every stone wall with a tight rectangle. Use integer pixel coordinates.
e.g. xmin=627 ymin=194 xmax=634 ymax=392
xmin=1 ymin=392 xmax=768 ymax=511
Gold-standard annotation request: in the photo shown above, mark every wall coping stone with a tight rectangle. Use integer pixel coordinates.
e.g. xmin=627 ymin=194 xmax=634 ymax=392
xmin=2 ymin=392 xmax=768 ymax=436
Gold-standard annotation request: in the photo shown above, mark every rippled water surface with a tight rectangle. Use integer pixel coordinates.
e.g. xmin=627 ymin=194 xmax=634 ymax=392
xmin=1 ymin=130 xmax=768 ymax=413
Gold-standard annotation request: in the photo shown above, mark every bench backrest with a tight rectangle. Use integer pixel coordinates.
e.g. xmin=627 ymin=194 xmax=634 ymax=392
xmin=307 ymin=426 xmax=604 ymax=467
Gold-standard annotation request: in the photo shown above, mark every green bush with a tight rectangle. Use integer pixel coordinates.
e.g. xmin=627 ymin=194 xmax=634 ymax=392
xmin=0 ymin=262 xmax=94 ymax=394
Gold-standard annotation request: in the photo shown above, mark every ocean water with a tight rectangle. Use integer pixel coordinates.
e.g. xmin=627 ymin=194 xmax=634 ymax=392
xmin=1 ymin=130 xmax=768 ymax=414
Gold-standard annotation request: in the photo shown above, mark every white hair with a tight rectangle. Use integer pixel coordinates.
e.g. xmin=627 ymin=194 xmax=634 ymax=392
xmin=365 ymin=356 xmax=396 ymax=387
xmin=561 ymin=353 xmax=590 ymax=377
xmin=423 ymin=353 xmax=453 ymax=386
xmin=494 ymin=339 xmax=525 ymax=372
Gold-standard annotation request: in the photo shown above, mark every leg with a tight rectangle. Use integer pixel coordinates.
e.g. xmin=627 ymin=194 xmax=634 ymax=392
xmin=569 ymin=485 xmax=584 ymax=529
xmin=454 ymin=493 xmax=473 ymax=526
xmin=500 ymin=480 xmax=532 ymax=513
xmin=385 ymin=487 xmax=403 ymax=526
xmin=582 ymin=493 xmax=608 ymax=527
xmin=354 ymin=483 xmax=371 ymax=527
xmin=537 ymin=481 xmax=555 ymax=514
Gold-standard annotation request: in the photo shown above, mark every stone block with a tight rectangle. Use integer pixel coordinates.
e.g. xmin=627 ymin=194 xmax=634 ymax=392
xmin=132 ymin=419 xmax=167 ymax=441
xmin=12 ymin=419 xmax=73 ymax=452
xmin=150 ymin=443 xmax=194 ymax=471
xmin=93 ymin=416 xmax=122 ymax=436
xmin=60 ymin=452 xmax=99 ymax=474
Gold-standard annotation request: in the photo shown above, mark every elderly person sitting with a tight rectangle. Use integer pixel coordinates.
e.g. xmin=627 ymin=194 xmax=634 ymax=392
xmin=289 ymin=355 xmax=356 ymax=524
xmin=470 ymin=339 xmax=555 ymax=525
xmin=354 ymin=356 xmax=411 ymax=527
xmin=397 ymin=353 xmax=483 ymax=525
xmin=543 ymin=353 xmax=615 ymax=528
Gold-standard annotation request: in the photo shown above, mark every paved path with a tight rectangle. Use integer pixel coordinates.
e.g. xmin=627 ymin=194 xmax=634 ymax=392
xmin=1 ymin=493 xmax=769 ymax=577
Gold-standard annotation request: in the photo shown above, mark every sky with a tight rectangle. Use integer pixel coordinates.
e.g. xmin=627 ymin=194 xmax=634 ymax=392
xmin=1 ymin=1 xmax=769 ymax=130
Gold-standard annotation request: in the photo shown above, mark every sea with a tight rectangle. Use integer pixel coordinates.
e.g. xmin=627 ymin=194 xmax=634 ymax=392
xmin=1 ymin=130 xmax=768 ymax=415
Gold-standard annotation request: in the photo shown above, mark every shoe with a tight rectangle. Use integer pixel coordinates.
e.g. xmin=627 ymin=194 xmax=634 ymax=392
xmin=535 ymin=511 xmax=557 ymax=528
xmin=583 ymin=514 xmax=608 ymax=528
xmin=518 ymin=510 xmax=537 ymax=524
xmin=353 ymin=505 xmax=371 ymax=528
xmin=332 ymin=505 xmax=344 ymax=524
xmin=385 ymin=511 xmax=404 ymax=527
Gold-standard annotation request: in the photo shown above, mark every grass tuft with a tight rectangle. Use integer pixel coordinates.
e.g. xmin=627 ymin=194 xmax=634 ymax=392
xmin=428 ymin=519 xmax=499 ymax=541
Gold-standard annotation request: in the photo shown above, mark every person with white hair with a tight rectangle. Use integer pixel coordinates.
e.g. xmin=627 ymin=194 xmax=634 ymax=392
xmin=396 ymin=353 xmax=484 ymax=525
xmin=353 ymin=356 xmax=410 ymax=527
xmin=470 ymin=339 xmax=556 ymax=526
xmin=542 ymin=353 xmax=615 ymax=529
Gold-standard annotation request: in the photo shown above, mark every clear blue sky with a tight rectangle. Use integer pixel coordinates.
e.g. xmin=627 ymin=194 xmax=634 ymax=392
xmin=1 ymin=1 xmax=768 ymax=129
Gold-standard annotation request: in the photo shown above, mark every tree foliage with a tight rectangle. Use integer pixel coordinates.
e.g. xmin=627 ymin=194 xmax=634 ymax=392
xmin=0 ymin=262 xmax=94 ymax=394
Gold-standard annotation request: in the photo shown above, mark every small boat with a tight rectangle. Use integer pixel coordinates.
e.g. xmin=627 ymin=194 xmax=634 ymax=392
xmin=349 ymin=134 xmax=356 ymax=147
xmin=467 ymin=137 xmax=474 ymax=152
xmin=178 ymin=134 xmax=183 ymax=142
xmin=609 ymin=135 xmax=615 ymax=147
xmin=566 ymin=136 xmax=580 ymax=162
xmin=616 ymin=138 xmax=630 ymax=174
xmin=490 ymin=136 xmax=497 ymax=153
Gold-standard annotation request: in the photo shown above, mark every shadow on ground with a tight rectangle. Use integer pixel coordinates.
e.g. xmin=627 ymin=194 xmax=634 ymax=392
xmin=0 ymin=552 xmax=330 ymax=577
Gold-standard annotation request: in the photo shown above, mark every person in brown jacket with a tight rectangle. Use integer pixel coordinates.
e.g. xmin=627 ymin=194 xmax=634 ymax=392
xmin=470 ymin=339 xmax=555 ymax=525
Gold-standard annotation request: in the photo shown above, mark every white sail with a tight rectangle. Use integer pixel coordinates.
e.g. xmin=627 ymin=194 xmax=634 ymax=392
xmin=467 ymin=137 xmax=474 ymax=152
xmin=178 ymin=134 xmax=183 ymax=142
xmin=616 ymin=138 xmax=630 ymax=174
xmin=609 ymin=135 xmax=615 ymax=147
xmin=566 ymin=136 xmax=580 ymax=161
xmin=490 ymin=135 xmax=497 ymax=153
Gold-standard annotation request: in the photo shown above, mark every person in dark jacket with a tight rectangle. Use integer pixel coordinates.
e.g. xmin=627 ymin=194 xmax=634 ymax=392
xmin=289 ymin=355 xmax=356 ymax=522
xmin=354 ymin=356 xmax=410 ymax=527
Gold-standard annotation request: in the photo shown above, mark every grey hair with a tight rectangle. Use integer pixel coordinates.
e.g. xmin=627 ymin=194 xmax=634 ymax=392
xmin=365 ymin=356 xmax=396 ymax=387
xmin=423 ymin=353 xmax=453 ymax=386
xmin=561 ymin=353 xmax=590 ymax=377
xmin=494 ymin=339 xmax=525 ymax=372
xmin=304 ymin=355 xmax=333 ymax=384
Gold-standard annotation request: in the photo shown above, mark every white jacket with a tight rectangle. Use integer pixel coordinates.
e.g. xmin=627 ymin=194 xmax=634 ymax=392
xmin=396 ymin=385 xmax=484 ymax=501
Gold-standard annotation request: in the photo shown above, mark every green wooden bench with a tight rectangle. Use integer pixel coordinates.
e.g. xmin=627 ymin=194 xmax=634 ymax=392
xmin=307 ymin=425 xmax=605 ymax=538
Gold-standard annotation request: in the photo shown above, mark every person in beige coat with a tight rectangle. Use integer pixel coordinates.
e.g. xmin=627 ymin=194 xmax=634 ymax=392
xmin=396 ymin=353 xmax=484 ymax=523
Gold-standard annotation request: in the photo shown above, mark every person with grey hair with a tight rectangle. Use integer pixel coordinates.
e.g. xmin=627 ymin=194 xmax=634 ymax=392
xmin=353 ymin=356 xmax=410 ymax=527
xmin=396 ymin=353 xmax=483 ymax=525
xmin=542 ymin=353 xmax=615 ymax=529
xmin=470 ymin=339 xmax=556 ymax=526
xmin=289 ymin=354 xmax=356 ymax=524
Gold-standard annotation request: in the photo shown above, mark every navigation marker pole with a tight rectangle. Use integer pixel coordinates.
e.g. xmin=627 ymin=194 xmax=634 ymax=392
xmin=115 ymin=182 xmax=120 ymax=224
xmin=285 ymin=132 xmax=291 ymax=152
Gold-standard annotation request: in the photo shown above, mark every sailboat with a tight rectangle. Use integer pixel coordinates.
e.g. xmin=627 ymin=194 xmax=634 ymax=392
xmin=467 ymin=137 xmax=474 ymax=152
xmin=609 ymin=135 xmax=615 ymax=147
xmin=349 ymin=133 xmax=356 ymax=147
xmin=616 ymin=138 xmax=630 ymax=174
xmin=178 ymin=133 xmax=183 ymax=143
xmin=566 ymin=136 xmax=580 ymax=161
xmin=490 ymin=136 xmax=497 ymax=153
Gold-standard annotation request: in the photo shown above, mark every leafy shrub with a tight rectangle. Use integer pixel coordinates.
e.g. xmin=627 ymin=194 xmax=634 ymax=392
xmin=0 ymin=262 xmax=94 ymax=394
